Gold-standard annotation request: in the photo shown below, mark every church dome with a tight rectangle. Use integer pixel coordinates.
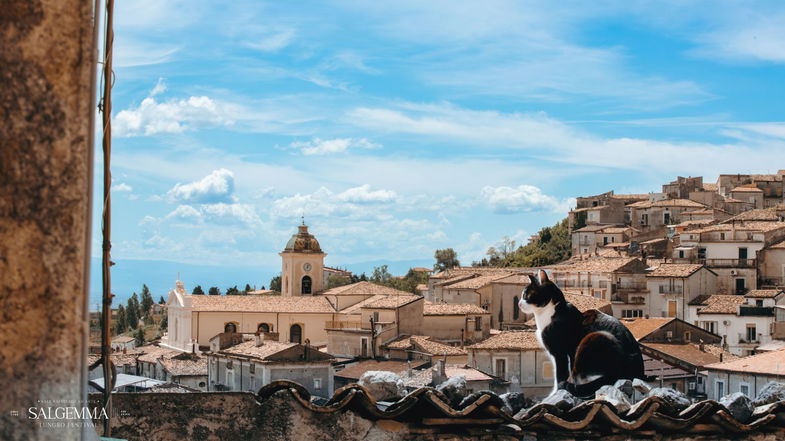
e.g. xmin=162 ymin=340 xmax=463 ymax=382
xmin=283 ymin=224 xmax=323 ymax=253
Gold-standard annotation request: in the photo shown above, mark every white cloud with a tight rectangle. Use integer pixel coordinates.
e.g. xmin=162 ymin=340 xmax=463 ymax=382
xmin=164 ymin=203 xmax=261 ymax=227
xmin=336 ymin=184 xmax=397 ymax=203
xmin=481 ymin=185 xmax=572 ymax=214
xmin=167 ymin=169 xmax=236 ymax=204
xmin=289 ymin=137 xmax=381 ymax=155
xmin=150 ymin=78 xmax=167 ymax=96
xmin=166 ymin=205 xmax=203 ymax=223
xmin=114 ymin=95 xmax=234 ymax=137
xmin=111 ymin=183 xmax=133 ymax=192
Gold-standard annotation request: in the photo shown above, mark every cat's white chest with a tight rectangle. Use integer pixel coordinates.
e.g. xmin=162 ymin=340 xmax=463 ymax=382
xmin=532 ymin=301 xmax=556 ymax=347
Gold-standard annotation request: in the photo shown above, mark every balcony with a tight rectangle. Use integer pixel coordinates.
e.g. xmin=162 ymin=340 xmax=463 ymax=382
xmin=578 ymin=240 xmax=593 ymax=246
xmin=611 ymin=294 xmax=646 ymax=304
xmin=615 ymin=282 xmax=647 ymax=291
xmin=698 ymin=258 xmax=756 ymax=268
xmin=737 ymin=333 xmax=760 ymax=344
xmin=739 ymin=306 xmax=774 ymax=317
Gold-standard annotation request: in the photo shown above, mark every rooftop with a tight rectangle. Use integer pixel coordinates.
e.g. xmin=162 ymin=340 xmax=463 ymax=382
xmin=723 ymin=208 xmax=783 ymax=223
xmin=466 ymin=331 xmax=541 ymax=351
xmin=746 ymin=289 xmax=784 ymax=299
xmin=322 ymin=281 xmax=413 ymax=297
xmin=385 ymin=335 xmax=467 ymax=356
xmin=647 ymin=263 xmax=705 ymax=278
xmin=191 ymin=295 xmax=336 ymax=313
xmin=334 ymin=359 xmax=428 ymax=380
xmin=423 ymin=301 xmax=489 ymax=316
xmin=361 ymin=295 xmax=422 ymax=310
xmin=622 ymin=317 xmax=675 ymax=340
xmin=563 ymin=292 xmax=612 ymax=313
xmin=704 ymin=348 xmax=785 ymax=375
xmin=628 ymin=199 xmax=706 ymax=209
xmin=693 ymin=295 xmax=745 ymax=314
xmin=551 ymin=256 xmax=644 ymax=273
xmin=159 ymin=354 xmax=208 ymax=377
xmin=219 ymin=341 xmax=298 ymax=360
xmin=731 ymin=186 xmax=764 ymax=193
xmin=643 ymin=342 xmax=738 ymax=367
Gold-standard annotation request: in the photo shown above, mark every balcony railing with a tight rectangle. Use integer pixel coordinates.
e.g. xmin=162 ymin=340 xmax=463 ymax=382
xmin=739 ymin=306 xmax=774 ymax=317
xmin=698 ymin=258 xmax=756 ymax=268
xmin=738 ymin=333 xmax=760 ymax=344
xmin=578 ymin=240 xmax=593 ymax=246
xmin=615 ymin=282 xmax=647 ymax=291
xmin=610 ymin=294 xmax=646 ymax=304
xmin=325 ymin=321 xmax=364 ymax=330
xmin=659 ymin=286 xmax=683 ymax=295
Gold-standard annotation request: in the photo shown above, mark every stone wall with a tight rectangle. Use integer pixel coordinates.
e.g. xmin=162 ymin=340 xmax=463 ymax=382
xmin=0 ymin=0 xmax=95 ymax=440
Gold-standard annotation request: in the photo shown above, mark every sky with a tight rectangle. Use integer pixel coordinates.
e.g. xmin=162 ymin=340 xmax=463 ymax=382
xmin=94 ymin=0 xmax=785 ymax=304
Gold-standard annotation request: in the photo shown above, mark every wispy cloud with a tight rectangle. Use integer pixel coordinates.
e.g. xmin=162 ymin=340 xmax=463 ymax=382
xmin=481 ymin=185 xmax=574 ymax=214
xmin=289 ymin=137 xmax=381 ymax=155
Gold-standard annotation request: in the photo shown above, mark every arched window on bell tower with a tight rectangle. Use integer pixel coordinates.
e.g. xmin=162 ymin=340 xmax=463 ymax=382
xmin=301 ymin=276 xmax=312 ymax=294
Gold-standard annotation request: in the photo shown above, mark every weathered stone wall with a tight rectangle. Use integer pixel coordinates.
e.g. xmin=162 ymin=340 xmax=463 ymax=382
xmin=0 ymin=0 xmax=95 ymax=440
xmin=98 ymin=391 xmax=785 ymax=441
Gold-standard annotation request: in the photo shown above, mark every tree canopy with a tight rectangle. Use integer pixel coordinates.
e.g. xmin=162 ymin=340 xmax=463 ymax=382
xmin=473 ymin=218 xmax=572 ymax=267
xmin=208 ymin=286 xmax=221 ymax=296
xmin=433 ymin=248 xmax=460 ymax=272
xmin=269 ymin=275 xmax=281 ymax=292
xmin=192 ymin=285 xmax=204 ymax=295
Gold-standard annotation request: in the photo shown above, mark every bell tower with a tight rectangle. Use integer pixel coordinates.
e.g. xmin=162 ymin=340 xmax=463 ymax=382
xmin=279 ymin=219 xmax=326 ymax=296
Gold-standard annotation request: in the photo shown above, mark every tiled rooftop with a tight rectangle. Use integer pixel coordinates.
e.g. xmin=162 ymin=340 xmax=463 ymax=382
xmin=723 ymin=208 xmax=783 ymax=222
xmin=622 ymin=317 xmax=674 ymax=340
xmin=731 ymin=186 xmax=764 ymax=193
xmin=746 ymin=289 xmax=784 ymax=299
xmin=218 ymin=340 xmax=313 ymax=361
xmin=423 ymin=301 xmax=489 ymax=316
xmin=644 ymin=343 xmax=737 ymax=367
xmin=159 ymin=354 xmax=208 ymax=377
xmin=362 ymin=295 xmax=421 ymax=309
xmin=563 ymin=292 xmax=612 ymax=313
xmin=385 ymin=335 xmax=467 ymax=356
xmin=322 ymin=281 xmax=413 ymax=297
xmin=628 ymin=199 xmax=706 ymax=209
xmin=694 ymin=295 xmax=745 ymax=314
xmin=112 ymin=336 xmax=135 ymax=343
xmin=688 ymin=221 xmax=785 ymax=234
xmin=191 ymin=295 xmax=337 ymax=313
xmin=551 ymin=256 xmax=643 ymax=273
xmin=442 ymin=274 xmax=511 ymax=290
xmin=465 ymin=331 xmax=540 ymax=351
xmin=137 ymin=345 xmax=179 ymax=364
xmin=647 ymin=263 xmax=705 ymax=278
xmin=705 ymin=348 xmax=785 ymax=375
xmin=334 ymin=359 xmax=428 ymax=380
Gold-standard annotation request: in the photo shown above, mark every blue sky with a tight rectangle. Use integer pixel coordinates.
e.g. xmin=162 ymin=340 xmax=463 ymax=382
xmin=95 ymin=0 xmax=785 ymax=303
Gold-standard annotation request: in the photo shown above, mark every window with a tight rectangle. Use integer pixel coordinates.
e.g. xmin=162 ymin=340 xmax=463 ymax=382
xmin=513 ymin=296 xmax=519 ymax=320
xmin=746 ymin=325 xmax=757 ymax=342
xmin=757 ymin=300 xmax=763 ymax=307
xmin=224 ymin=322 xmax=237 ymax=333
xmin=603 ymin=236 xmax=609 ymax=245
xmin=736 ymin=278 xmax=746 ymax=295
xmin=249 ymin=363 xmax=255 ymax=374
xmin=740 ymin=383 xmax=750 ymax=396
xmin=372 ymin=311 xmax=379 ymax=322
xmin=698 ymin=248 xmax=706 ymax=259
xmin=199 ymin=381 xmax=206 ymax=388
xmin=716 ymin=380 xmax=725 ymax=400
xmin=622 ymin=310 xmax=643 ymax=318
xmin=301 ymin=276 xmax=312 ymax=294
xmin=314 ymin=378 xmax=322 ymax=390
xmin=290 ymin=324 xmax=303 ymax=344
xmin=226 ymin=368 xmax=235 ymax=390
xmin=720 ymin=233 xmax=725 ymax=240
xmin=684 ymin=331 xmax=691 ymax=342
xmin=679 ymin=250 xmax=685 ymax=258
xmin=666 ymin=331 xmax=673 ymax=339
xmin=257 ymin=323 xmax=270 ymax=333
xmin=494 ymin=358 xmax=507 ymax=379
xmin=664 ymin=213 xmax=670 ymax=224
xmin=475 ymin=316 xmax=482 ymax=331
xmin=702 ymin=321 xmax=717 ymax=334
xmin=542 ymin=361 xmax=554 ymax=380
xmin=688 ymin=382 xmax=696 ymax=391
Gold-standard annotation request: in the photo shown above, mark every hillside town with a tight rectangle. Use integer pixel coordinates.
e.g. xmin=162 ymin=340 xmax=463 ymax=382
xmin=87 ymin=171 xmax=785 ymax=409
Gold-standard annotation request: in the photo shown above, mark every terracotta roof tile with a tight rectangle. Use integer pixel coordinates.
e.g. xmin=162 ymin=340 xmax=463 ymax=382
xmin=137 ymin=345 xmax=179 ymax=363
xmin=704 ymin=348 xmax=785 ymax=375
xmin=361 ymin=295 xmax=421 ymax=310
xmin=466 ymin=331 xmax=541 ymax=351
xmin=443 ymin=274 xmax=511 ymax=290
xmin=334 ymin=359 xmax=428 ymax=380
xmin=551 ymin=257 xmax=643 ymax=273
xmin=385 ymin=335 xmax=467 ymax=356
xmin=647 ymin=263 xmax=705 ymax=278
xmin=564 ymin=292 xmax=612 ymax=313
xmin=445 ymin=366 xmax=493 ymax=382
xmin=322 ymin=281 xmax=413 ymax=297
xmin=723 ymin=208 xmax=783 ymax=222
xmin=423 ymin=301 xmax=489 ymax=316
xmin=622 ymin=318 xmax=674 ymax=340
xmin=219 ymin=341 xmax=300 ymax=360
xmin=702 ymin=183 xmax=719 ymax=191
xmin=629 ymin=199 xmax=707 ymax=209
xmin=695 ymin=295 xmax=745 ymax=314
xmin=731 ymin=186 xmax=763 ymax=193
xmin=644 ymin=343 xmax=737 ymax=367
xmin=191 ymin=295 xmax=336 ymax=313
xmin=745 ymin=289 xmax=783 ymax=299
xmin=159 ymin=354 xmax=208 ymax=377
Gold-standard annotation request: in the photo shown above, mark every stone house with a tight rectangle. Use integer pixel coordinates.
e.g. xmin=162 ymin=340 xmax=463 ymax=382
xmin=326 ymin=294 xmax=423 ymax=359
xmin=645 ymin=264 xmax=717 ymax=320
xmin=688 ymin=290 xmax=785 ymax=356
xmin=628 ymin=198 xmax=707 ymax=234
xmin=382 ymin=335 xmax=468 ymax=365
xmin=111 ymin=335 xmax=136 ymax=352
xmin=759 ymin=239 xmax=785 ymax=288
xmin=549 ymin=256 xmax=649 ymax=307
xmin=422 ymin=302 xmax=491 ymax=344
xmin=662 ymin=176 xmax=704 ymax=199
xmin=466 ymin=331 xmax=552 ymax=399
xmin=208 ymin=333 xmax=335 ymax=397
xmin=157 ymin=353 xmax=208 ymax=391
xmin=730 ymin=186 xmax=765 ymax=210
xmin=704 ymin=348 xmax=785 ymax=400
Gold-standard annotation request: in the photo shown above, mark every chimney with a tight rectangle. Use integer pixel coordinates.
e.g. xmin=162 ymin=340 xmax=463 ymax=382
xmin=438 ymin=359 xmax=446 ymax=378
xmin=254 ymin=332 xmax=263 ymax=347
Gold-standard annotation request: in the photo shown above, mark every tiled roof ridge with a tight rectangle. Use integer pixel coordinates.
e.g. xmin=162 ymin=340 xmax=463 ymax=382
xmin=258 ymin=380 xmax=785 ymax=434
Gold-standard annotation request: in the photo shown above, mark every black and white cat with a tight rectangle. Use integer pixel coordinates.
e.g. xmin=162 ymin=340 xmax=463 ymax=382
xmin=519 ymin=270 xmax=645 ymax=398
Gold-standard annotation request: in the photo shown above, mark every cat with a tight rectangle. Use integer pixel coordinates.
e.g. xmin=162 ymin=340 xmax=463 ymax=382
xmin=519 ymin=270 xmax=645 ymax=398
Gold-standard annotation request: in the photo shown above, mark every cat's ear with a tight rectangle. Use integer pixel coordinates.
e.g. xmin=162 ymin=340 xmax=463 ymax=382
xmin=528 ymin=274 xmax=538 ymax=285
xmin=538 ymin=269 xmax=550 ymax=284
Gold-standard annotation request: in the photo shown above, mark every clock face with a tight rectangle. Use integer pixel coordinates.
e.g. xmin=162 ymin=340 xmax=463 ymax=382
xmin=303 ymin=263 xmax=312 ymax=272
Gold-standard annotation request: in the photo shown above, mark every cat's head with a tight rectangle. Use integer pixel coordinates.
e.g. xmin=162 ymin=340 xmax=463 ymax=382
xmin=519 ymin=269 xmax=565 ymax=313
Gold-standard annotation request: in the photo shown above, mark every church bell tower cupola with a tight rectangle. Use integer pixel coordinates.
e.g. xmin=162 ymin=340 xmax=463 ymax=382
xmin=279 ymin=220 xmax=326 ymax=296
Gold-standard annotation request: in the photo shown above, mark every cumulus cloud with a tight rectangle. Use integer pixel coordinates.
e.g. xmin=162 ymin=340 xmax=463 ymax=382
xmin=167 ymin=169 xmax=236 ymax=204
xmin=481 ymin=185 xmax=573 ymax=214
xmin=336 ymin=184 xmax=397 ymax=203
xmin=114 ymin=95 xmax=234 ymax=137
xmin=164 ymin=203 xmax=261 ymax=227
xmin=289 ymin=137 xmax=381 ymax=155
xmin=111 ymin=183 xmax=133 ymax=192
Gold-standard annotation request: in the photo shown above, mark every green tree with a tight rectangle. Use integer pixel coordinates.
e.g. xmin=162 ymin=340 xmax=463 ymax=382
xmin=134 ymin=327 xmax=145 ymax=346
xmin=327 ymin=274 xmax=352 ymax=289
xmin=192 ymin=285 xmax=205 ymax=295
xmin=433 ymin=248 xmax=460 ymax=272
xmin=115 ymin=305 xmax=127 ymax=334
xmin=140 ymin=284 xmax=153 ymax=316
xmin=269 ymin=274 xmax=282 ymax=292
xmin=477 ymin=218 xmax=572 ymax=268
xmin=370 ymin=265 xmax=392 ymax=284
xmin=226 ymin=285 xmax=240 ymax=296
xmin=158 ymin=296 xmax=165 ymax=304
xmin=573 ymin=211 xmax=587 ymax=231
xmin=208 ymin=286 xmax=221 ymax=296
xmin=126 ymin=294 xmax=140 ymax=329
xmin=244 ymin=283 xmax=252 ymax=293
